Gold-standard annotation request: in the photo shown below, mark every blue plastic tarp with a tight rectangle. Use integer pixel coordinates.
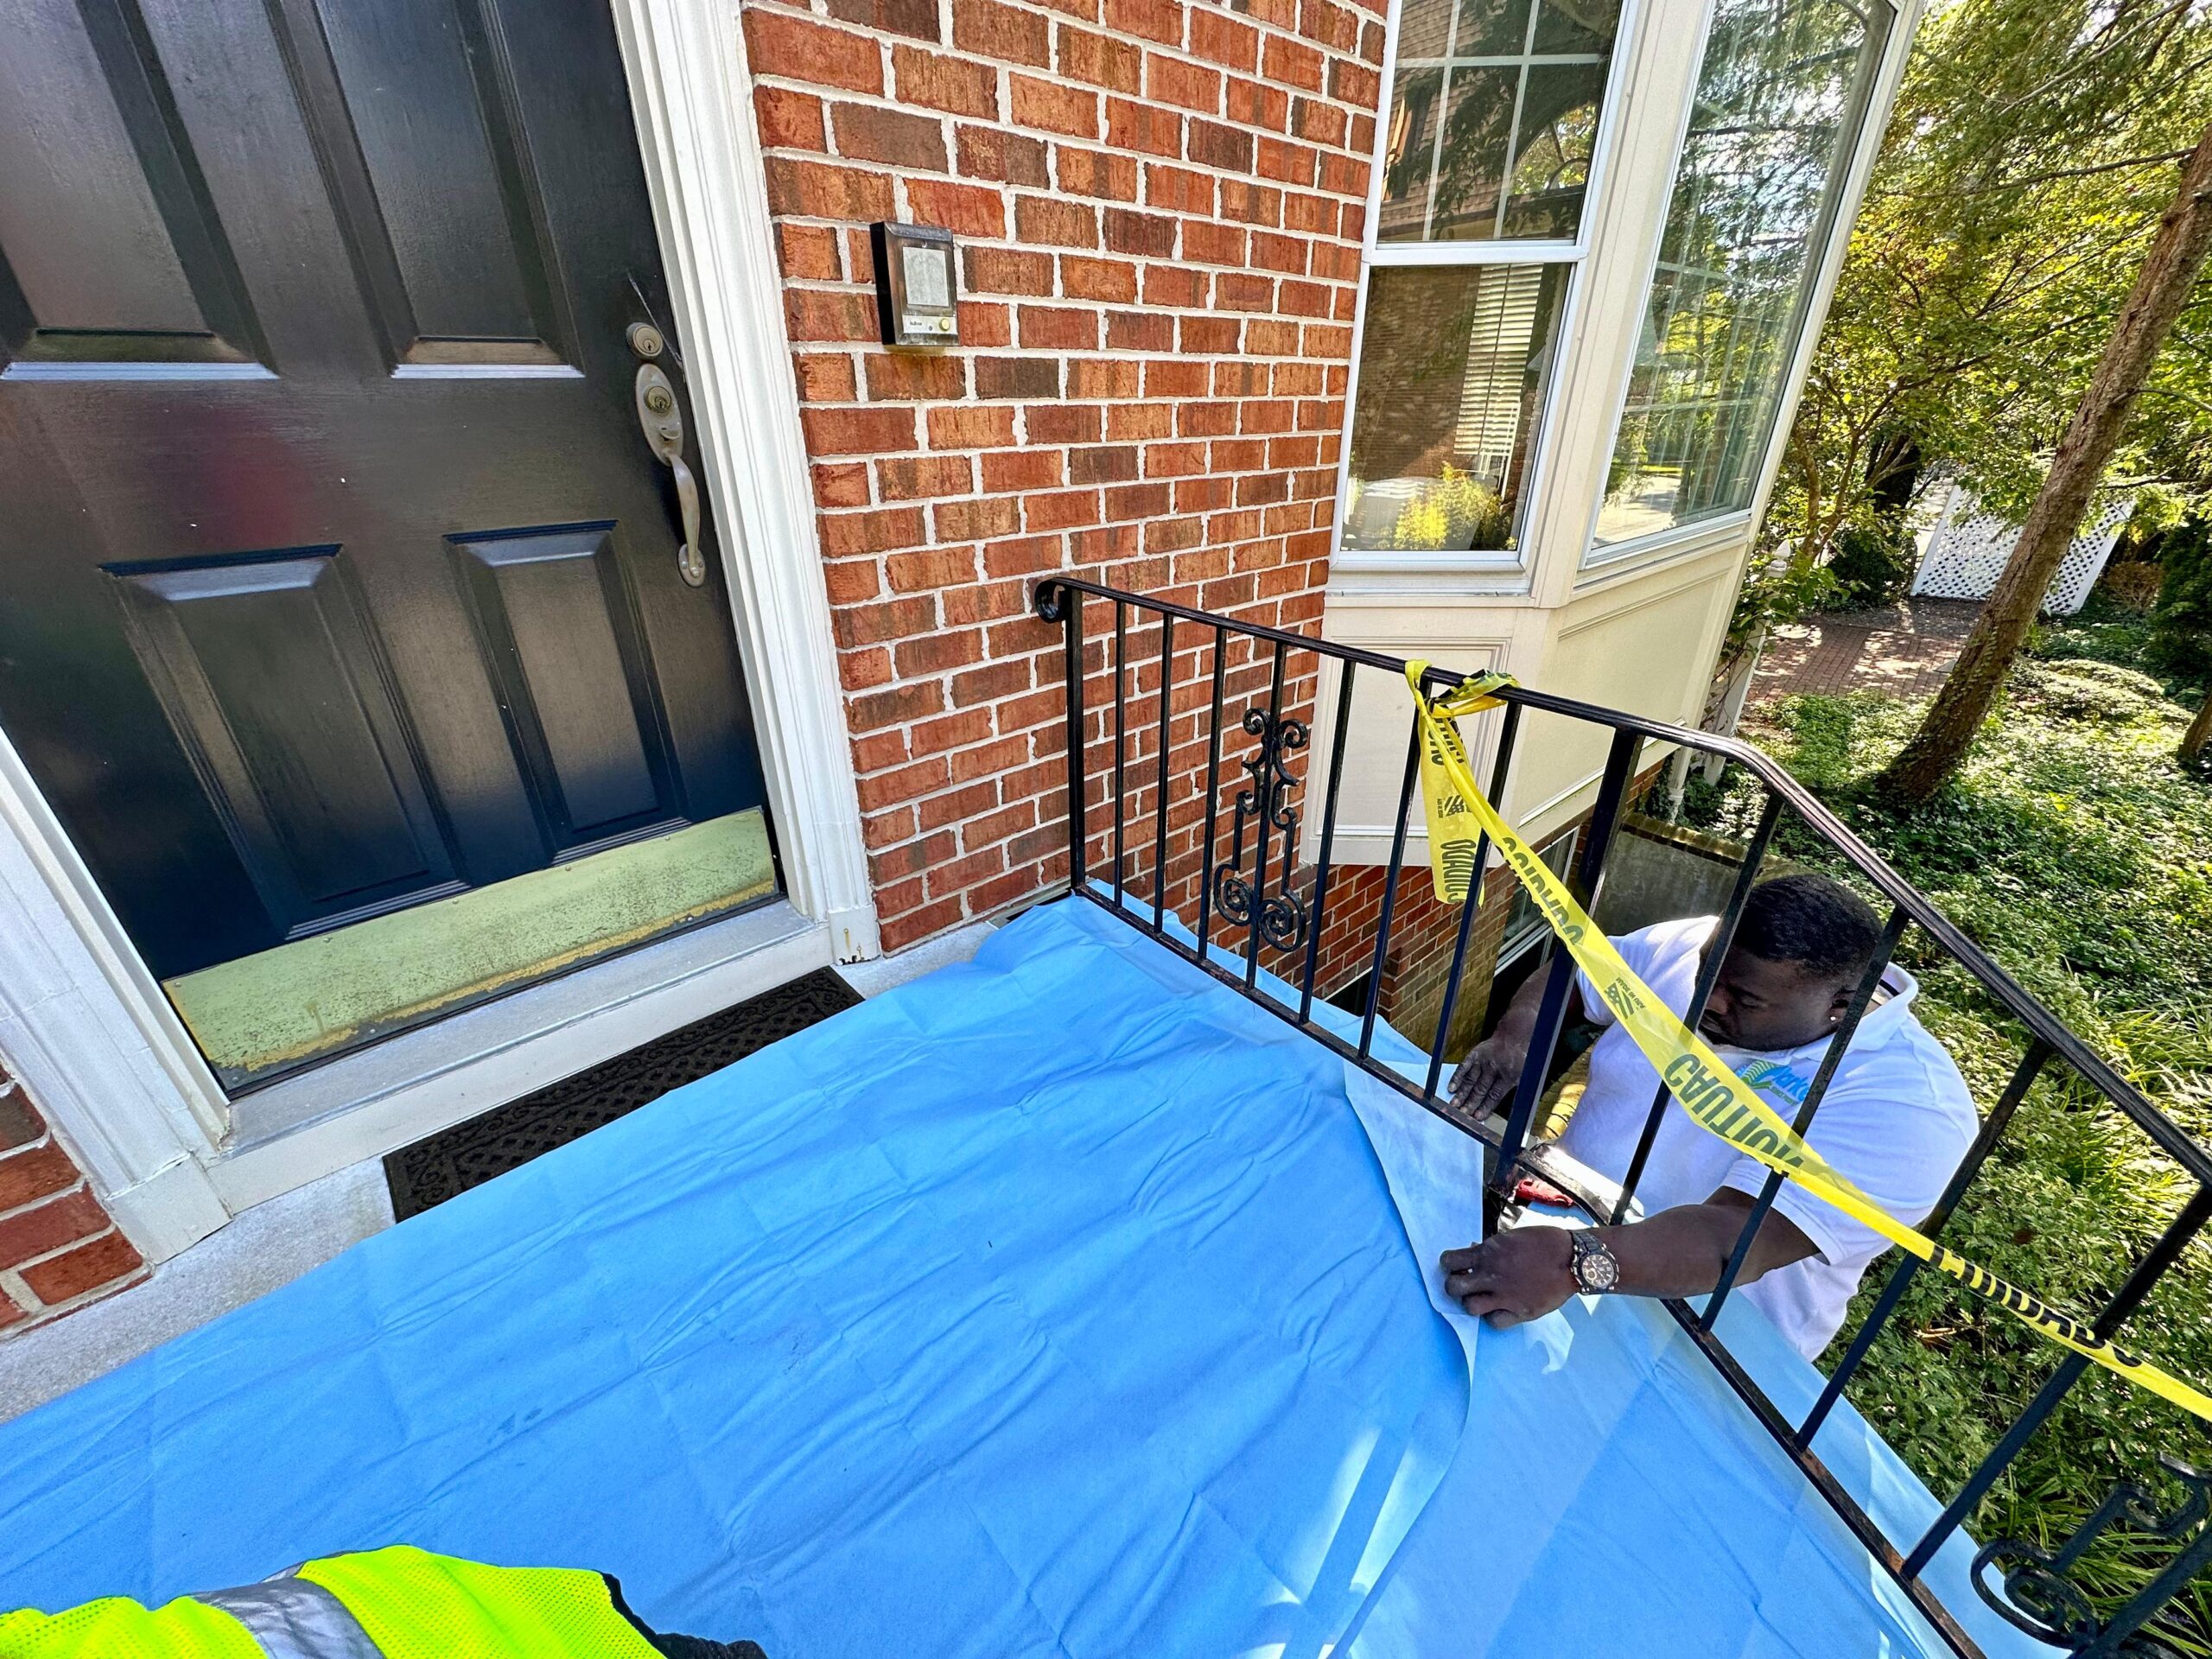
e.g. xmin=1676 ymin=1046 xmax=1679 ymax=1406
xmin=0 ymin=899 xmax=2045 ymax=1656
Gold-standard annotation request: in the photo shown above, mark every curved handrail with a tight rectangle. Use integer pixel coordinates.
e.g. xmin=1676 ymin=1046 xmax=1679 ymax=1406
xmin=1032 ymin=575 xmax=2210 ymax=1182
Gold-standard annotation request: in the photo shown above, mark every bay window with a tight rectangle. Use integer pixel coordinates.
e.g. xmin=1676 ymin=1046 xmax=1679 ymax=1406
xmin=1592 ymin=0 xmax=1891 ymax=550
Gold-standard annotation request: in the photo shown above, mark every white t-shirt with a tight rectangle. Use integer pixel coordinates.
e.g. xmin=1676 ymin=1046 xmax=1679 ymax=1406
xmin=1555 ymin=916 xmax=1978 ymax=1360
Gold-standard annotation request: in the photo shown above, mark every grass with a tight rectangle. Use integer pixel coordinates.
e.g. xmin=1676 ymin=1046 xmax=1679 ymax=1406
xmin=1679 ymin=601 xmax=2212 ymax=1649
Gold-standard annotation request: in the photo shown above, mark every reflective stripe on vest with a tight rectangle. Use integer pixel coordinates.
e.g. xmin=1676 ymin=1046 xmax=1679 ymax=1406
xmin=190 ymin=1577 xmax=383 ymax=1659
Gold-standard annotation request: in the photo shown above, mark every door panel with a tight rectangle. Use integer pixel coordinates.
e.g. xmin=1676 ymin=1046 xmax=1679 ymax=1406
xmin=0 ymin=0 xmax=261 ymax=368
xmin=112 ymin=550 xmax=461 ymax=934
xmin=273 ymin=0 xmax=572 ymax=367
xmin=0 ymin=0 xmax=778 ymax=1082
xmin=451 ymin=525 xmax=679 ymax=854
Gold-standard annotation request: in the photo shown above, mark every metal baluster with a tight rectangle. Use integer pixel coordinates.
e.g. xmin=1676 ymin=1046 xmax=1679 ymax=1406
xmin=1903 ymin=1183 xmax=2212 ymax=1579
xmin=1422 ymin=700 xmax=1523 ymax=1106
xmin=1700 ymin=904 xmax=1911 ymax=1332
xmin=1152 ymin=611 xmax=1174 ymax=931
xmin=1796 ymin=1040 xmax=2052 ymax=1450
xmin=1488 ymin=728 xmax=1639 ymax=1227
xmin=2081 ymin=1497 xmax=2212 ymax=1656
xmin=1197 ymin=626 xmax=1226 ymax=963
xmin=1298 ymin=658 xmax=1357 ymax=1025
xmin=1060 ymin=585 xmax=1086 ymax=893
xmin=1358 ymin=710 xmax=1424 ymax=1060
xmin=1612 ymin=789 xmax=1782 ymax=1224
xmin=1110 ymin=602 xmax=1127 ymax=912
xmin=1244 ymin=640 xmax=1287 ymax=993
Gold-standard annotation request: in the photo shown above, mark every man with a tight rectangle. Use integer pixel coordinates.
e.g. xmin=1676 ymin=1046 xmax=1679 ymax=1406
xmin=1440 ymin=873 xmax=1977 ymax=1361
xmin=1 ymin=1544 xmax=766 ymax=1658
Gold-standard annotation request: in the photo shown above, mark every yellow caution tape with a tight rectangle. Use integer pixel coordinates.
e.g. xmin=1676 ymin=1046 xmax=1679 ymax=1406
xmin=1404 ymin=661 xmax=2212 ymax=1426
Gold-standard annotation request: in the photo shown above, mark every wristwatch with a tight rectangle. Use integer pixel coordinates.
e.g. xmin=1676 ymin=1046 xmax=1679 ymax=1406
xmin=1567 ymin=1230 xmax=1622 ymax=1294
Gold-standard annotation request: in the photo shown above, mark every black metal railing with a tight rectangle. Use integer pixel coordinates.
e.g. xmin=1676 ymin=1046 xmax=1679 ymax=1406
xmin=1033 ymin=575 xmax=2212 ymax=1659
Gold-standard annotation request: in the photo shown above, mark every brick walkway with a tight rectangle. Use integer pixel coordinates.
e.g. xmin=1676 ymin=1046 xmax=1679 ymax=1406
xmin=1750 ymin=598 xmax=1983 ymax=706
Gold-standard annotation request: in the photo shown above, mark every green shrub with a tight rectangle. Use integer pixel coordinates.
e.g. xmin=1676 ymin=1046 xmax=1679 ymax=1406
xmin=2014 ymin=658 xmax=2171 ymax=724
xmin=2151 ymin=518 xmax=2212 ymax=680
xmin=1680 ymin=653 xmax=2212 ymax=1650
xmin=1827 ymin=522 xmax=1916 ymax=608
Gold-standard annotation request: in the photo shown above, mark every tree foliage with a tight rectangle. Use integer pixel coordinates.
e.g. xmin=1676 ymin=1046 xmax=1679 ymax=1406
xmin=2152 ymin=517 xmax=2212 ymax=677
xmin=1753 ymin=0 xmax=2212 ymax=601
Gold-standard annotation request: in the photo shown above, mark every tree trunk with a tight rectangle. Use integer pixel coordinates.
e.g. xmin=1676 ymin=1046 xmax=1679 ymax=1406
xmin=1877 ymin=120 xmax=2212 ymax=803
xmin=2183 ymin=683 xmax=2212 ymax=763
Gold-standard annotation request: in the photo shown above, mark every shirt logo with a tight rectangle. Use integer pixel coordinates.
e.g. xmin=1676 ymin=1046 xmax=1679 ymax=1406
xmin=1732 ymin=1057 xmax=1813 ymax=1107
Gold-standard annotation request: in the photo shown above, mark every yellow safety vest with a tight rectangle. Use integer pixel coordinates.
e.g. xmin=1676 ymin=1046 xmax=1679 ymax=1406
xmin=0 ymin=1545 xmax=666 ymax=1659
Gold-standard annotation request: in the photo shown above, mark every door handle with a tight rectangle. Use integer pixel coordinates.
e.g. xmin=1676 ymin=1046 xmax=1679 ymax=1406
xmin=629 ymin=327 xmax=707 ymax=588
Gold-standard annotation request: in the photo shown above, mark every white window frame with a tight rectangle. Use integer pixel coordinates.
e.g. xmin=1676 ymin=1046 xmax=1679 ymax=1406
xmin=1574 ymin=0 xmax=1910 ymax=578
xmin=1329 ymin=0 xmax=1647 ymax=581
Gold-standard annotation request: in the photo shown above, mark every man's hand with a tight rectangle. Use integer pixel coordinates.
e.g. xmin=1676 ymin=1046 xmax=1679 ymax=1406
xmin=1447 ymin=1033 xmax=1527 ymax=1115
xmin=1440 ymin=1227 xmax=1576 ymax=1328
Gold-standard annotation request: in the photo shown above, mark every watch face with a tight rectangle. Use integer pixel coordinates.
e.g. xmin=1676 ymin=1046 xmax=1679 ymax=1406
xmin=1574 ymin=1234 xmax=1621 ymax=1293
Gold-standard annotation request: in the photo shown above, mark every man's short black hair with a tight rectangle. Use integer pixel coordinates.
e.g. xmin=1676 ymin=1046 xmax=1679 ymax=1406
xmin=1733 ymin=874 xmax=1884 ymax=983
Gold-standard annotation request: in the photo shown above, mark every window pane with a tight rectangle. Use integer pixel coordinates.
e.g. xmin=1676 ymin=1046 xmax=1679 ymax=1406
xmin=1343 ymin=264 xmax=1570 ymax=555
xmin=1531 ymin=0 xmax=1618 ymax=54
xmin=1377 ymin=66 xmax=1446 ymax=238
xmin=1379 ymin=0 xmax=1617 ymax=244
xmin=1500 ymin=60 xmax=1607 ymax=238
xmin=1428 ymin=67 xmax=1519 ymax=240
xmin=1453 ymin=0 xmax=1531 ymax=54
xmin=1593 ymin=0 xmax=1887 ymax=547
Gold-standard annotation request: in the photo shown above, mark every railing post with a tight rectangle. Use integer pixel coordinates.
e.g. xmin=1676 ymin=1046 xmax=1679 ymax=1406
xmin=1357 ymin=711 xmax=1423 ymax=1060
xmin=1297 ymin=658 xmax=1357 ymax=1025
xmin=1152 ymin=611 xmax=1174 ymax=931
xmin=1796 ymin=1039 xmax=2052 ymax=1450
xmin=1422 ymin=701 xmax=1522 ymax=1107
xmin=1059 ymin=583 xmax=1085 ymax=893
xmin=1487 ymin=728 xmax=1640 ymax=1230
xmin=1110 ymin=601 xmax=1128 ymax=910
xmin=1612 ymin=788 xmax=1781 ymax=1224
xmin=1244 ymin=641 xmax=1287 ymax=993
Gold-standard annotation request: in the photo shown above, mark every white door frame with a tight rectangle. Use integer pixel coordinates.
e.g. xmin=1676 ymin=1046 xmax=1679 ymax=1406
xmin=0 ymin=0 xmax=873 ymax=1261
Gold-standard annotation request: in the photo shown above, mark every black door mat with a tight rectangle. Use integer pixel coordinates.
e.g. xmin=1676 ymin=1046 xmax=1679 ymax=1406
xmin=385 ymin=968 xmax=863 ymax=1220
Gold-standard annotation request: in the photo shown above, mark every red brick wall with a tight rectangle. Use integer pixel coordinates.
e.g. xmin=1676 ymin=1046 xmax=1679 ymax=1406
xmin=743 ymin=0 xmax=1387 ymax=950
xmin=1305 ymin=857 xmax=1527 ymax=1048
xmin=0 ymin=1065 xmax=144 ymax=1337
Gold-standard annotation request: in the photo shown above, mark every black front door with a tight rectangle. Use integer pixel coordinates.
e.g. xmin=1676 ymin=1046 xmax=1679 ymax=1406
xmin=0 ymin=0 xmax=773 ymax=1081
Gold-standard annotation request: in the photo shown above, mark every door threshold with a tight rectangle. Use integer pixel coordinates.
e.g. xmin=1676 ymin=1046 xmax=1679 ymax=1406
xmin=212 ymin=899 xmax=830 ymax=1211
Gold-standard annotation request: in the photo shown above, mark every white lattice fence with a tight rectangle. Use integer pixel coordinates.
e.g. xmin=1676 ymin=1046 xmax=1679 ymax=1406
xmin=1910 ymin=486 xmax=2133 ymax=615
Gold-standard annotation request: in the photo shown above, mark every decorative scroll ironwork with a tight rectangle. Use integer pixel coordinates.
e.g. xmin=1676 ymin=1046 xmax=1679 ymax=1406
xmin=1211 ymin=703 xmax=1309 ymax=950
xmin=1973 ymin=1452 xmax=2212 ymax=1656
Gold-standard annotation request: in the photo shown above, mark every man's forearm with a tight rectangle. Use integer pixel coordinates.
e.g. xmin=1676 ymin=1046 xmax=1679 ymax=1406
xmin=1591 ymin=1198 xmax=1814 ymax=1299
xmin=1440 ymin=1195 xmax=1816 ymax=1326
xmin=1482 ymin=968 xmax=1552 ymax=1065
